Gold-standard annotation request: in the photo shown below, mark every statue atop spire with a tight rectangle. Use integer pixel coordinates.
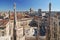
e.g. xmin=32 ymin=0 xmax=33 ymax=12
xmin=14 ymin=2 xmax=16 ymax=9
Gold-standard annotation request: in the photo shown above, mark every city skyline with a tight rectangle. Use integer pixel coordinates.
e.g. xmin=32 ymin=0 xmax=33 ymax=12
xmin=0 ymin=0 xmax=60 ymax=11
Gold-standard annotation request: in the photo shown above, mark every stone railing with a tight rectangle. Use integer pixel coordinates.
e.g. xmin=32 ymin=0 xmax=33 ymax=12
xmin=0 ymin=36 xmax=11 ymax=40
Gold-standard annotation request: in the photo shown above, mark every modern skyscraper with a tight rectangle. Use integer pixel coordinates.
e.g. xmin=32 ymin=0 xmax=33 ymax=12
xmin=38 ymin=9 xmax=42 ymax=16
xmin=48 ymin=2 xmax=51 ymax=40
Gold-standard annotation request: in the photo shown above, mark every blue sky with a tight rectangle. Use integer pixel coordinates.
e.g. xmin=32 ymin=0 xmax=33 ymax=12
xmin=0 ymin=0 xmax=60 ymax=11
